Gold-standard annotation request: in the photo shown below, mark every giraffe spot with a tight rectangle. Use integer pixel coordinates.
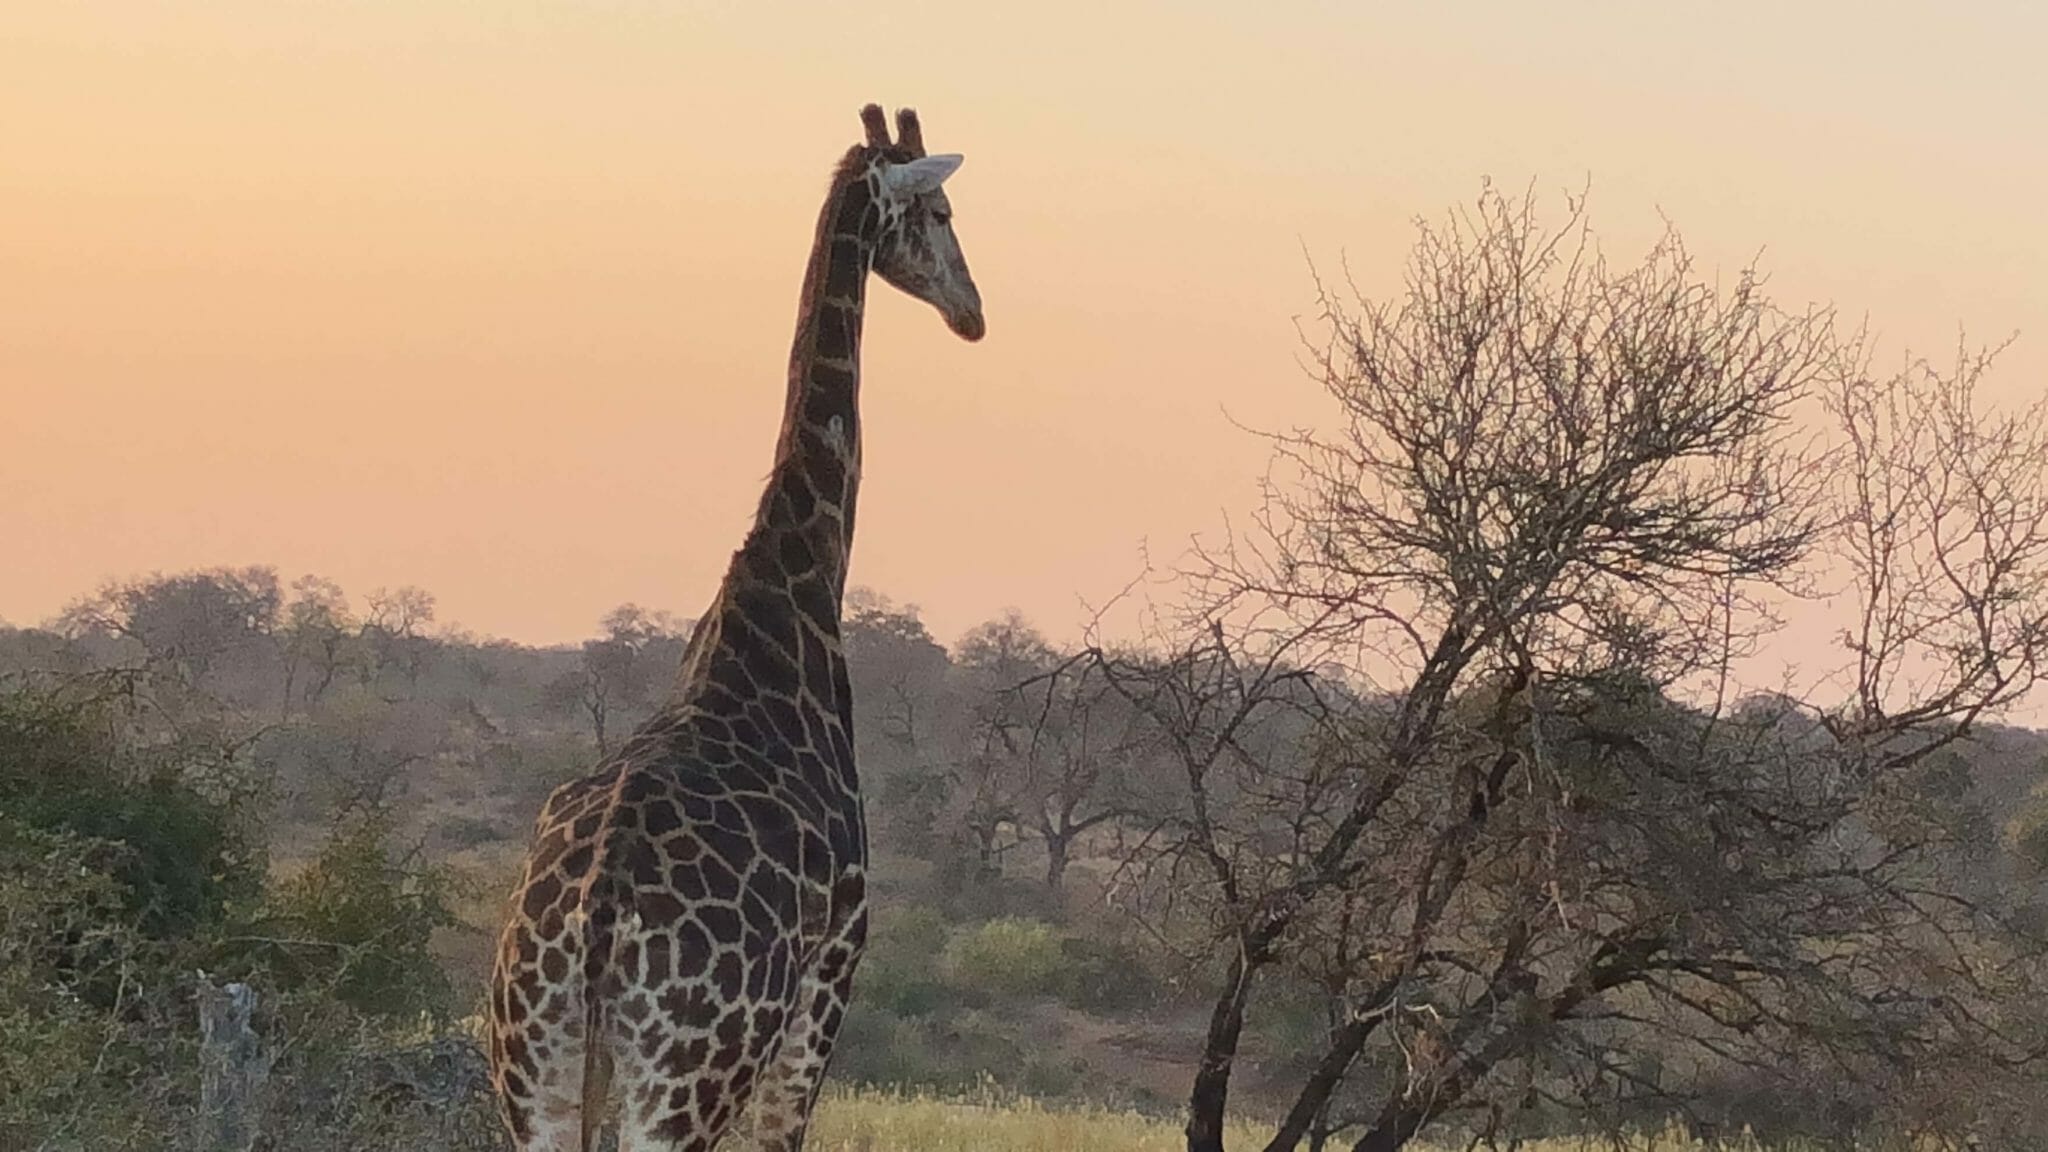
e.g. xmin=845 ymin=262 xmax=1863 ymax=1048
xmin=571 ymin=812 xmax=602 ymax=840
xmin=777 ymin=531 xmax=816 ymax=577
xmin=658 ymin=983 xmax=719 ymax=1030
xmin=711 ymin=951 xmax=744 ymax=1000
xmin=540 ymin=946 xmax=568 ymax=983
xmin=743 ymin=958 xmax=769 ymax=1000
xmin=715 ymin=1007 xmax=748 ymax=1050
xmin=627 ymin=840 xmax=664 ymax=887
xmin=700 ymin=904 xmax=742 ymax=942
xmin=638 ymin=890 xmax=687 ymax=927
xmin=619 ymin=990 xmax=652 ymax=1024
xmin=669 ymin=834 xmax=703 ymax=864
xmin=644 ymin=933 xmax=673 ymax=982
xmin=824 ymin=239 xmax=863 ymax=297
xmin=520 ymin=872 xmax=563 ymax=921
xmin=680 ymin=793 xmax=715 ymax=823
xmin=655 ymin=1108 xmax=695 ymax=1144
xmin=618 ymin=938 xmax=643 ymax=981
xmin=644 ymin=799 xmax=682 ymax=837
xmin=765 ymin=949 xmax=792 ymax=1000
xmin=561 ymin=844 xmax=593 ymax=877
xmin=516 ymin=929 xmax=541 ymax=965
xmin=832 ymin=868 xmax=866 ymax=906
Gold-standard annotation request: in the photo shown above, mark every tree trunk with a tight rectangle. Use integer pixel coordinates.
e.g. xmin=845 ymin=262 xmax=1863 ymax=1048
xmin=1044 ymin=830 xmax=1071 ymax=892
xmin=1262 ymin=1002 xmax=1384 ymax=1152
xmin=197 ymin=979 xmax=272 ymax=1152
xmin=1187 ymin=948 xmax=1260 ymax=1152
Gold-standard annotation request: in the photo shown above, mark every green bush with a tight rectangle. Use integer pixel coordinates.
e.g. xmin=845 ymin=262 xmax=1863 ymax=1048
xmin=1055 ymin=931 xmax=1162 ymax=1012
xmin=0 ymin=689 xmax=262 ymax=941
xmin=251 ymin=810 xmax=460 ymax=1021
xmin=940 ymin=917 xmax=1067 ymax=1001
xmin=0 ymin=815 xmax=191 ymax=1147
xmin=856 ymin=903 xmax=956 ymax=1017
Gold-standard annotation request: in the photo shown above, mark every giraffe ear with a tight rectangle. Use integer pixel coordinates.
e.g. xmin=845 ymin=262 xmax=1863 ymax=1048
xmin=880 ymin=154 xmax=963 ymax=198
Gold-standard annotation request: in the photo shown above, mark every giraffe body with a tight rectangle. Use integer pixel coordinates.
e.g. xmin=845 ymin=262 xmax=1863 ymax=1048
xmin=489 ymin=105 xmax=981 ymax=1152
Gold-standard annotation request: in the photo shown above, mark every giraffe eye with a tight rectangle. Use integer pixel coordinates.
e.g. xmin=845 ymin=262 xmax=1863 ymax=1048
xmin=931 ymin=208 xmax=952 ymax=225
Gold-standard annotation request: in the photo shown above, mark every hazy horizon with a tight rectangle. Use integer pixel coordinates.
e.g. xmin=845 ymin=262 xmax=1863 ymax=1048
xmin=6 ymin=1 xmax=2045 ymax=716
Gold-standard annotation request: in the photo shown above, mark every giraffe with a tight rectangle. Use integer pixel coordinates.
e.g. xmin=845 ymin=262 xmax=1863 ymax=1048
xmin=487 ymin=104 xmax=983 ymax=1152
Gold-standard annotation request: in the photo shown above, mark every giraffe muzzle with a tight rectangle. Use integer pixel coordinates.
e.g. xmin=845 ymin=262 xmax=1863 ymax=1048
xmin=949 ymin=309 xmax=986 ymax=342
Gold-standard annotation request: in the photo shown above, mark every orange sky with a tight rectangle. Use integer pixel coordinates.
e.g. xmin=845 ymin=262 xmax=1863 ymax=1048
xmin=4 ymin=2 xmax=2044 ymax=714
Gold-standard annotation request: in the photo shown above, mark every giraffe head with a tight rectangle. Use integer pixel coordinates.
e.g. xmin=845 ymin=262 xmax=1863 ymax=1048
xmin=858 ymin=104 xmax=985 ymax=342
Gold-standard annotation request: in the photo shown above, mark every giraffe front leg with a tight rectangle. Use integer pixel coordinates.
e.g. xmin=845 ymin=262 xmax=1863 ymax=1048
xmin=745 ymin=906 xmax=867 ymax=1152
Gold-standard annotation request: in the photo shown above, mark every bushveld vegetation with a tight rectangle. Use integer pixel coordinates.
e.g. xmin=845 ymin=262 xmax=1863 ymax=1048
xmin=4 ymin=188 xmax=2046 ymax=1150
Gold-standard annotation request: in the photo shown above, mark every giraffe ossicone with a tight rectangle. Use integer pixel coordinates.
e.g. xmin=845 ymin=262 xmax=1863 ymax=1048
xmin=487 ymin=103 xmax=985 ymax=1152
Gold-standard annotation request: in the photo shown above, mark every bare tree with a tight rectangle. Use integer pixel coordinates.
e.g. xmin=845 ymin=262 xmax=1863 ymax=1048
xmin=971 ymin=645 xmax=1148 ymax=892
xmin=546 ymin=604 xmax=689 ymax=755
xmin=281 ymin=575 xmax=354 ymax=715
xmin=362 ymin=585 xmax=437 ymax=690
xmin=1099 ymin=184 xmax=2048 ymax=1151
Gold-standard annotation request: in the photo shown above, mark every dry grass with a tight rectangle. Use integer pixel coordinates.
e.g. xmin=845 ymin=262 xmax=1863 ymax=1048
xmin=802 ymin=1085 xmax=1779 ymax=1152
xmin=806 ymin=1086 xmax=1265 ymax=1152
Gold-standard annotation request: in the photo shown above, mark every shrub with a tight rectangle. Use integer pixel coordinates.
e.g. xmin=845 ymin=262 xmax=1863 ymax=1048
xmin=0 ymin=816 xmax=193 ymax=1147
xmin=1055 ymin=932 xmax=1162 ymax=1013
xmin=0 ymin=688 xmax=262 ymax=941
xmin=857 ymin=903 xmax=956 ymax=1017
xmin=940 ymin=917 xmax=1066 ymax=1002
xmin=250 ymin=810 xmax=460 ymax=1021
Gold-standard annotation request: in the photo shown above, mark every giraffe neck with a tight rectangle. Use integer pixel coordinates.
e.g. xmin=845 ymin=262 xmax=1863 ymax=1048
xmin=756 ymin=156 xmax=878 ymax=603
xmin=671 ymin=153 xmax=881 ymax=719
